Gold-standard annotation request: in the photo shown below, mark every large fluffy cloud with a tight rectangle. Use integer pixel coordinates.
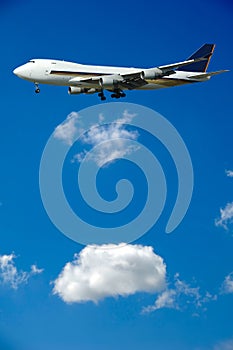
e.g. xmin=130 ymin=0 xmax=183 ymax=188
xmin=53 ymin=243 xmax=166 ymax=303
xmin=0 ymin=253 xmax=43 ymax=289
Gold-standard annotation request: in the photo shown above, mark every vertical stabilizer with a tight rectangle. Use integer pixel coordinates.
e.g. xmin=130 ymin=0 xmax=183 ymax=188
xmin=177 ymin=44 xmax=215 ymax=72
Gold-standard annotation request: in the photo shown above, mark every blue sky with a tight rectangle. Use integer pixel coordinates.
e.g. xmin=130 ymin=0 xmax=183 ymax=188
xmin=0 ymin=0 xmax=233 ymax=349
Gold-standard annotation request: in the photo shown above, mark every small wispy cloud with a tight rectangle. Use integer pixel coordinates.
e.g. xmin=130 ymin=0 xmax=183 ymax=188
xmin=142 ymin=289 xmax=177 ymax=313
xmin=30 ymin=264 xmax=44 ymax=275
xmin=52 ymin=243 xmax=166 ymax=304
xmin=225 ymin=169 xmax=233 ymax=178
xmin=214 ymin=338 xmax=233 ymax=350
xmin=215 ymin=202 xmax=233 ymax=230
xmin=72 ymin=110 xmax=140 ymax=167
xmin=53 ymin=112 xmax=82 ymax=145
xmin=0 ymin=253 xmax=43 ymax=289
xmin=142 ymin=273 xmax=217 ymax=314
xmin=221 ymin=272 xmax=233 ymax=294
xmin=215 ymin=169 xmax=233 ymax=231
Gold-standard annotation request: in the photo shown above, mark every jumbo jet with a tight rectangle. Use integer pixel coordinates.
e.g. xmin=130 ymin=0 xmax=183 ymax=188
xmin=13 ymin=44 xmax=227 ymax=101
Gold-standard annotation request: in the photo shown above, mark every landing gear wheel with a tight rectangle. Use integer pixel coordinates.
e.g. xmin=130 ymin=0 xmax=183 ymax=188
xmin=111 ymin=91 xmax=126 ymax=99
xmin=98 ymin=90 xmax=106 ymax=101
xmin=35 ymin=83 xmax=40 ymax=94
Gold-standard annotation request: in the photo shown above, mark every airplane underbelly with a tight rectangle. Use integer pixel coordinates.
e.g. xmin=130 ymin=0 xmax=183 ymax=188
xmin=139 ymin=79 xmax=191 ymax=90
xmin=40 ymin=74 xmax=71 ymax=86
xmin=138 ymin=83 xmax=164 ymax=90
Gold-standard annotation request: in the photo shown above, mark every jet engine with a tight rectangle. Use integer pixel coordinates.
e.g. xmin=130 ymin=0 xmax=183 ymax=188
xmin=140 ymin=68 xmax=163 ymax=80
xmin=68 ymin=87 xmax=97 ymax=94
xmin=68 ymin=87 xmax=84 ymax=94
xmin=99 ymin=76 xmax=122 ymax=89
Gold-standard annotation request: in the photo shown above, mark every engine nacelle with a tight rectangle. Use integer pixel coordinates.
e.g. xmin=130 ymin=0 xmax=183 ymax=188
xmin=140 ymin=68 xmax=163 ymax=80
xmin=68 ymin=87 xmax=97 ymax=95
xmin=84 ymin=88 xmax=97 ymax=94
xmin=68 ymin=87 xmax=85 ymax=94
xmin=99 ymin=75 xmax=122 ymax=89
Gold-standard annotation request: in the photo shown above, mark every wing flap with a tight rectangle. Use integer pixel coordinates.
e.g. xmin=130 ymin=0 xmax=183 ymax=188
xmin=120 ymin=72 xmax=147 ymax=89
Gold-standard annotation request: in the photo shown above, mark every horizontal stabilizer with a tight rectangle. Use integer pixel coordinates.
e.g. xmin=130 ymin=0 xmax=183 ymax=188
xmin=188 ymin=70 xmax=229 ymax=80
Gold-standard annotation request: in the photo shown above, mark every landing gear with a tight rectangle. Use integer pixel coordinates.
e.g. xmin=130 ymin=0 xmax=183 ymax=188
xmin=97 ymin=89 xmax=126 ymax=101
xmin=35 ymin=83 xmax=40 ymax=94
xmin=111 ymin=90 xmax=126 ymax=99
xmin=98 ymin=91 xmax=106 ymax=101
xmin=111 ymin=93 xmax=120 ymax=99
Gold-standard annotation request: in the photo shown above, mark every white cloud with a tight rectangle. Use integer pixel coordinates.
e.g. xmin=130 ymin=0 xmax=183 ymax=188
xmin=215 ymin=202 xmax=233 ymax=230
xmin=142 ymin=289 xmax=177 ymax=313
xmin=53 ymin=112 xmax=82 ymax=145
xmin=221 ymin=272 xmax=233 ymax=294
xmin=53 ymin=110 xmax=139 ymax=166
xmin=53 ymin=243 xmax=166 ymax=304
xmin=225 ymin=170 xmax=233 ymax=178
xmin=73 ymin=110 xmax=139 ymax=167
xmin=142 ymin=273 xmax=217 ymax=314
xmin=30 ymin=264 xmax=44 ymax=275
xmin=215 ymin=170 xmax=233 ymax=231
xmin=214 ymin=339 xmax=233 ymax=350
xmin=174 ymin=273 xmax=200 ymax=302
xmin=0 ymin=253 xmax=43 ymax=289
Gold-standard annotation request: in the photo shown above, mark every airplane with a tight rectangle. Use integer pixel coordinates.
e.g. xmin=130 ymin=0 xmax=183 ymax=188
xmin=13 ymin=44 xmax=228 ymax=101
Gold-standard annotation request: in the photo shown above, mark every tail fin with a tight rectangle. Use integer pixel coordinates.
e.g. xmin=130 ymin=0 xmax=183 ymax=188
xmin=177 ymin=44 xmax=215 ymax=72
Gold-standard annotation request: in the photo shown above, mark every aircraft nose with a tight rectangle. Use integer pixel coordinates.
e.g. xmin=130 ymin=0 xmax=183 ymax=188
xmin=13 ymin=66 xmax=25 ymax=77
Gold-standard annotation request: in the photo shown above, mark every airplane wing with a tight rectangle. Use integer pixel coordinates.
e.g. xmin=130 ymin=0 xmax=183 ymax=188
xmin=69 ymin=57 xmax=208 ymax=90
xmin=69 ymin=73 xmax=147 ymax=90
xmin=118 ymin=72 xmax=147 ymax=89
xmin=119 ymin=57 xmax=208 ymax=88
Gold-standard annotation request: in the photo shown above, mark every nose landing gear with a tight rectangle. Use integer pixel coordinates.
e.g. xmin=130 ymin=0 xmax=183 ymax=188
xmin=35 ymin=83 xmax=40 ymax=94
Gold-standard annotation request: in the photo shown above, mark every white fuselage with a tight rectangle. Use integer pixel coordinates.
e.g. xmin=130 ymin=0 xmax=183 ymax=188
xmin=14 ymin=59 xmax=140 ymax=85
xmin=13 ymin=58 xmax=202 ymax=91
